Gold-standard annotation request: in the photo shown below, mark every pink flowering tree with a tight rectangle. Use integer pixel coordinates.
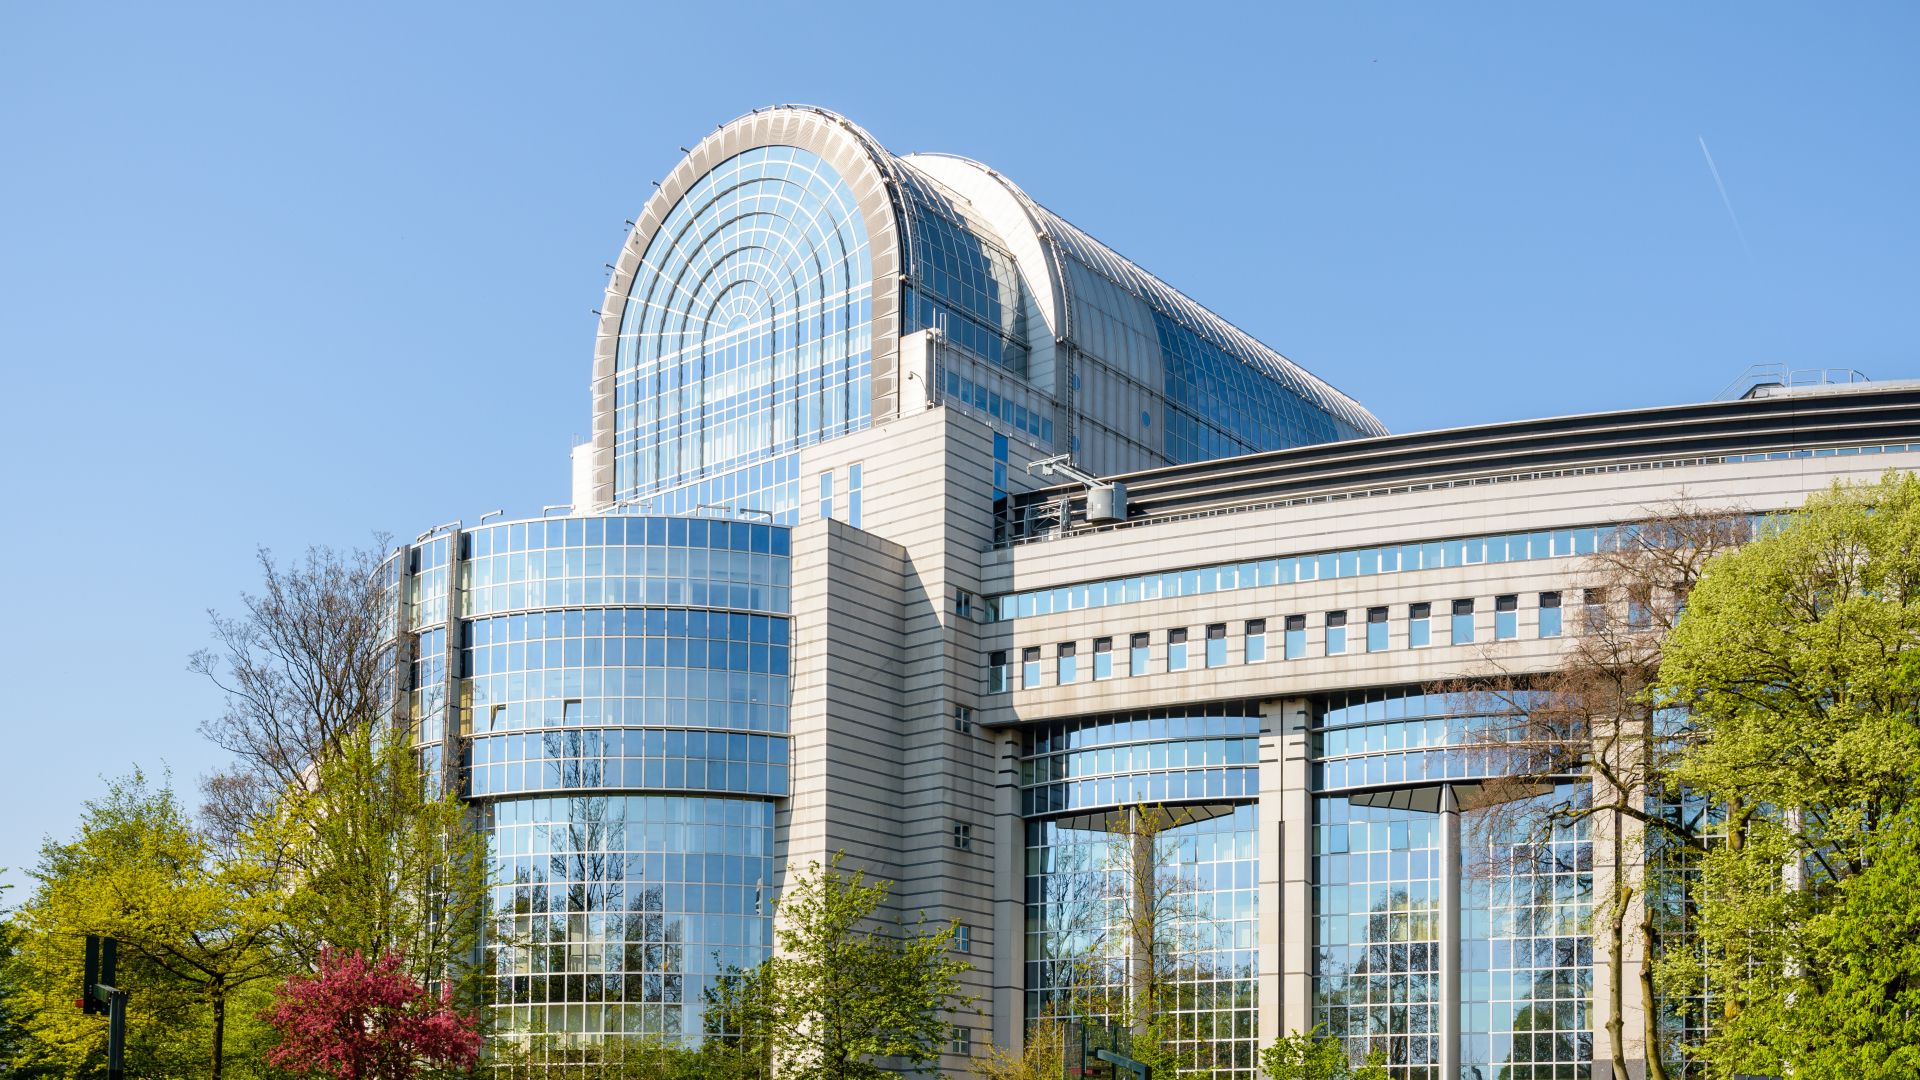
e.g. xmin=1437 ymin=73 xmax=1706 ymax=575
xmin=264 ymin=949 xmax=482 ymax=1080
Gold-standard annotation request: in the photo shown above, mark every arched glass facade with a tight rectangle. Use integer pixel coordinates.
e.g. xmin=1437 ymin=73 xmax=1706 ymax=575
xmin=1312 ymin=690 xmax=1594 ymax=1080
xmin=395 ymin=515 xmax=789 ymax=1049
xmin=612 ymin=147 xmax=873 ymax=503
xmin=1021 ymin=707 xmax=1262 ymax=1080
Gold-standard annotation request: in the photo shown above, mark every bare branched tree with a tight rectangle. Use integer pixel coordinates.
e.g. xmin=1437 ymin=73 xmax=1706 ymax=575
xmin=1446 ymin=501 xmax=1751 ymax=1080
xmin=190 ymin=542 xmax=394 ymax=841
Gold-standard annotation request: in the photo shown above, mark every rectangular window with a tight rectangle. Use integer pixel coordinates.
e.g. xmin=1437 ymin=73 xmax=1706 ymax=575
xmin=1093 ymin=637 xmax=1113 ymax=679
xmin=1452 ymin=599 xmax=1476 ymax=644
xmin=1167 ymin=628 xmax=1189 ymax=672
xmin=487 ymin=703 xmax=507 ymax=731
xmin=951 ymin=1027 xmax=972 ymax=1056
xmin=1021 ymin=646 xmax=1042 ymax=689
xmin=1584 ymin=587 xmax=1609 ymax=630
xmin=563 ymin=699 xmax=582 ymax=725
xmin=953 ymin=705 xmax=974 ymax=734
xmin=952 ymin=823 xmax=973 ymax=850
xmin=955 ymin=923 xmax=972 ymax=952
xmin=1245 ymin=619 xmax=1267 ymax=663
xmin=1495 ymin=594 xmax=1518 ymax=641
xmin=1205 ymin=623 xmax=1227 ymax=668
xmin=1628 ymin=585 xmax=1654 ymax=630
xmin=1366 ymin=607 xmax=1388 ymax=652
xmin=848 ymin=462 xmax=863 ymax=529
xmin=1325 ymin=611 xmax=1348 ymax=656
xmin=1539 ymin=592 xmax=1563 ymax=638
xmin=818 ymin=471 xmax=833 ymax=520
xmin=1284 ymin=614 xmax=1306 ymax=660
xmin=987 ymin=651 xmax=1009 ymax=694
xmin=1409 ymin=603 xmax=1432 ymax=648
xmin=1057 ymin=642 xmax=1078 ymax=685
xmin=953 ymin=588 xmax=973 ymax=619
xmin=1129 ymin=632 xmax=1150 ymax=676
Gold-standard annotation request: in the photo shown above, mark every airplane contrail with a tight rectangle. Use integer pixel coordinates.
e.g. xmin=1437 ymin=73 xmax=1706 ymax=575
xmin=1698 ymin=136 xmax=1751 ymax=255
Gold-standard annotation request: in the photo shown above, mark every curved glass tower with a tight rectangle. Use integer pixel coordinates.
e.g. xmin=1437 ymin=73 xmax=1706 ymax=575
xmin=395 ymin=515 xmax=790 ymax=1048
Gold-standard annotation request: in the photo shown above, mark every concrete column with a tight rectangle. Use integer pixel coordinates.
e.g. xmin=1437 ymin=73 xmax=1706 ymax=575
xmin=992 ymin=727 xmax=1027 ymax=1053
xmin=1439 ymin=784 xmax=1462 ymax=1080
xmin=1260 ymin=697 xmax=1313 ymax=1047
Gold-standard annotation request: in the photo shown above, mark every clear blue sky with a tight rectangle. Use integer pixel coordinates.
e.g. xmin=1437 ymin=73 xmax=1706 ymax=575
xmin=2 ymin=3 xmax=1915 ymax=880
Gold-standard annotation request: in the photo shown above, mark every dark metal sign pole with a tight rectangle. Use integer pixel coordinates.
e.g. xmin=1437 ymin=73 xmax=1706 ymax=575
xmin=96 ymin=985 xmax=128 ymax=1080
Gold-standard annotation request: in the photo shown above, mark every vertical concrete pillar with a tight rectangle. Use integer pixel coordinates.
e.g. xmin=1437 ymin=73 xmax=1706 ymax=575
xmin=992 ymin=727 xmax=1027 ymax=1053
xmin=1261 ymin=697 xmax=1313 ymax=1047
xmin=1439 ymin=785 xmax=1462 ymax=1080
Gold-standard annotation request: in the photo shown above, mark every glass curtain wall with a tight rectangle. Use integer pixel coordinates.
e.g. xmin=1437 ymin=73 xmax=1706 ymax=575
xmin=1313 ymin=690 xmax=1594 ymax=1080
xmin=398 ymin=516 xmax=790 ymax=1055
xmin=1021 ymin=707 xmax=1262 ymax=1079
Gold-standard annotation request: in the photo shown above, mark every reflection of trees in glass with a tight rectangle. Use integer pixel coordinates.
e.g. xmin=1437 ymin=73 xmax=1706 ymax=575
xmin=1034 ymin=802 xmax=1257 ymax=1078
xmin=491 ymin=796 xmax=753 ymax=1067
xmin=1461 ymin=784 xmax=1593 ymax=1080
xmin=1311 ymin=886 xmax=1441 ymax=1078
xmin=1310 ymin=799 xmax=1442 ymax=1079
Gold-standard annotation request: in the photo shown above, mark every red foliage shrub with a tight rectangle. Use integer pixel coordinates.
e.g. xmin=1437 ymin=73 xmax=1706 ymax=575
xmin=263 ymin=949 xmax=481 ymax=1080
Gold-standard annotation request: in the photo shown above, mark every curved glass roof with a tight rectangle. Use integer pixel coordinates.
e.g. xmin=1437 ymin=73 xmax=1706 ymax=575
xmin=598 ymin=107 xmax=1386 ymax=509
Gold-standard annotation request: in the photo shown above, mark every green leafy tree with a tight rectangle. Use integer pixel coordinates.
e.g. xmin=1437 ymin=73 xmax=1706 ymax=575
xmin=1655 ymin=470 xmax=1920 ymax=1078
xmin=1259 ymin=1024 xmax=1388 ymax=1080
xmin=0 ymin=873 xmax=60 ymax=1079
xmin=250 ymin=720 xmax=491 ymax=1007
xmin=975 ymin=1012 xmax=1065 ymax=1080
xmin=722 ymin=854 xmax=972 ymax=1080
xmin=9 ymin=772 xmax=285 ymax=1080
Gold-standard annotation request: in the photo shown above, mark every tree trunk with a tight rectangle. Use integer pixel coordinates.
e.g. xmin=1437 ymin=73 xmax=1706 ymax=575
xmin=1640 ymin=908 xmax=1671 ymax=1080
xmin=1607 ymin=881 xmax=1631 ymax=1080
xmin=211 ymin=988 xmax=226 ymax=1080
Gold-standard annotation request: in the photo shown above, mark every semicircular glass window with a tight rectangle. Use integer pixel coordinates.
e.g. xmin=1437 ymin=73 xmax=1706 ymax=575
xmin=614 ymin=146 xmax=873 ymax=500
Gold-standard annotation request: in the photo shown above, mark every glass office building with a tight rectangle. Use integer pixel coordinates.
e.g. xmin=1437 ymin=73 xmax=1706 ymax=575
xmin=371 ymin=106 xmax=1920 ymax=1076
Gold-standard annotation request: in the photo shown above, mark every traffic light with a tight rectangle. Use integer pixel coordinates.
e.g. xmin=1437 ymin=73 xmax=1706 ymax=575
xmin=80 ymin=935 xmax=117 ymax=1015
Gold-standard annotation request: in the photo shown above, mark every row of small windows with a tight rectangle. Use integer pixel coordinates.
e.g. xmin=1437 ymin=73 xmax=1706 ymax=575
xmin=988 ymin=523 xmax=1648 ymax=622
xmin=985 ymin=594 xmax=1567 ymax=691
